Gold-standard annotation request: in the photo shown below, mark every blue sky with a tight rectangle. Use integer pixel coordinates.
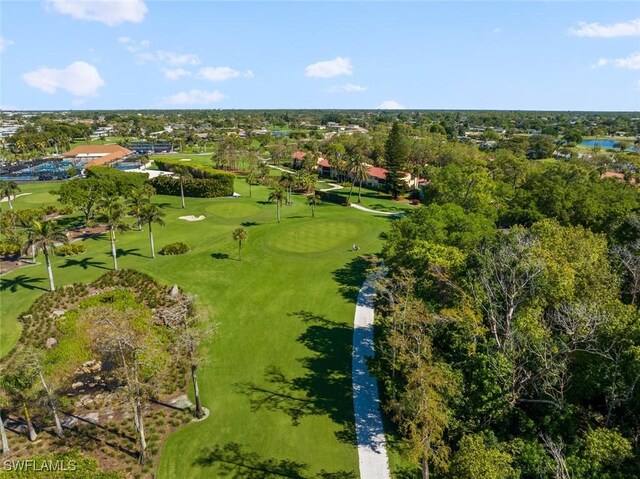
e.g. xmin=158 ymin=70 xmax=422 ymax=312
xmin=1 ymin=1 xmax=639 ymax=111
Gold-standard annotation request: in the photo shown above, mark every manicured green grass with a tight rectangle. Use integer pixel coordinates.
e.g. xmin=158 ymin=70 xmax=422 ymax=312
xmin=3 ymin=181 xmax=63 ymax=210
xmin=328 ymin=184 xmax=416 ymax=213
xmin=0 ymin=178 xmax=392 ymax=477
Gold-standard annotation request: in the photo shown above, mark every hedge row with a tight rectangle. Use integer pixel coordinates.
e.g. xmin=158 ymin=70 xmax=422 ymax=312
xmin=317 ymin=189 xmax=351 ymax=206
xmin=150 ymin=175 xmax=234 ymax=198
xmin=154 ymin=158 xmax=233 ymax=181
xmin=85 ymin=166 xmax=147 ymax=195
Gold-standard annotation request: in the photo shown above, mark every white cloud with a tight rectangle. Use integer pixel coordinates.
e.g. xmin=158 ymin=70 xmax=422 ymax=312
xmin=378 ymin=100 xmax=405 ymax=110
xmin=118 ymin=38 xmax=200 ymax=68
xmin=163 ymin=68 xmax=192 ymax=80
xmin=162 ymin=89 xmax=226 ymax=105
xmin=156 ymin=51 xmax=200 ymax=67
xmin=72 ymin=98 xmax=87 ymax=107
xmin=0 ymin=36 xmax=13 ymax=53
xmin=243 ymin=70 xmax=255 ymax=78
xmin=594 ymin=52 xmax=640 ymax=70
xmin=305 ymin=57 xmax=353 ymax=78
xmin=569 ymin=18 xmax=640 ymax=38
xmin=197 ymin=66 xmax=241 ymax=82
xmin=492 ymin=27 xmax=503 ymax=34
xmin=328 ymin=83 xmax=367 ymax=93
xmin=46 ymin=0 xmax=147 ymax=26
xmin=23 ymin=61 xmax=105 ymax=96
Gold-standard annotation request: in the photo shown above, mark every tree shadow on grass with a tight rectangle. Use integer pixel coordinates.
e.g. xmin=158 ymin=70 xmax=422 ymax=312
xmin=194 ymin=442 xmax=356 ymax=479
xmin=55 ymin=215 xmax=85 ymax=231
xmin=239 ymin=311 xmax=355 ymax=446
xmin=0 ymin=274 xmax=47 ymax=292
xmin=115 ymin=247 xmax=143 ymax=258
xmin=60 ymin=257 xmax=109 ymax=271
xmin=331 ymin=255 xmax=374 ymax=303
xmin=211 ymin=252 xmax=230 ymax=260
xmin=240 ymin=221 xmax=260 ymax=227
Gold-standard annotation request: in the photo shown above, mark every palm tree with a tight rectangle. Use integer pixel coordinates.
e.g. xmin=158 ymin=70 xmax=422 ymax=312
xmin=23 ymin=220 xmax=68 ymax=291
xmin=137 ymin=203 xmax=165 ymax=259
xmin=268 ymin=188 xmax=286 ymax=223
xmin=98 ymin=197 xmax=129 ymax=271
xmin=351 ymin=161 xmax=370 ymax=204
xmin=0 ymin=366 xmax=38 ymax=442
xmin=307 ymin=194 xmax=321 ymax=217
xmin=232 ymin=227 xmax=248 ymax=260
xmin=245 ymin=171 xmax=257 ymax=198
xmin=0 ymin=181 xmax=21 ymax=210
xmin=174 ymin=166 xmax=192 ymax=209
xmin=0 ymin=389 xmax=10 ymax=455
xmin=298 ymin=172 xmax=316 ymax=194
xmin=128 ymin=185 xmax=155 ymax=231
xmin=279 ymin=172 xmax=295 ymax=205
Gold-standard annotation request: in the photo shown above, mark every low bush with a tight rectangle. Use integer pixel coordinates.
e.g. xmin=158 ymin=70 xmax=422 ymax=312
xmin=160 ymin=242 xmax=190 ymax=255
xmin=55 ymin=242 xmax=87 ymax=256
xmin=317 ymin=190 xmax=350 ymax=206
xmin=0 ymin=242 xmax=21 ymax=256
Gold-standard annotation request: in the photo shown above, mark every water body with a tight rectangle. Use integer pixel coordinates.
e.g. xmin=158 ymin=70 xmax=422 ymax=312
xmin=581 ymin=139 xmax=637 ymax=151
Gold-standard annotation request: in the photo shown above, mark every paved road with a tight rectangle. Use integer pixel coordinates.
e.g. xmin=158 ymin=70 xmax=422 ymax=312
xmin=352 ymin=274 xmax=391 ymax=479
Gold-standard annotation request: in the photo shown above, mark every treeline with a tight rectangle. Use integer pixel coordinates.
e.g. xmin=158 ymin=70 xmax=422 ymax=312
xmin=373 ymin=127 xmax=640 ymax=478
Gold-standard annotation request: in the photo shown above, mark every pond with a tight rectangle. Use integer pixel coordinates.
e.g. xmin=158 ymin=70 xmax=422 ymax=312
xmin=580 ymin=139 xmax=637 ymax=151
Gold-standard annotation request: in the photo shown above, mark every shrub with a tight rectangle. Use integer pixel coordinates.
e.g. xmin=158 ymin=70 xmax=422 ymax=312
xmin=58 ymin=205 xmax=75 ymax=215
xmin=55 ymin=242 xmax=87 ymax=256
xmin=85 ymin=166 xmax=148 ymax=195
xmin=152 ymin=159 xmax=235 ymax=198
xmin=44 ymin=204 xmax=58 ymax=215
xmin=317 ymin=190 xmax=350 ymax=206
xmin=0 ymin=242 xmax=21 ymax=256
xmin=160 ymin=242 xmax=190 ymax=255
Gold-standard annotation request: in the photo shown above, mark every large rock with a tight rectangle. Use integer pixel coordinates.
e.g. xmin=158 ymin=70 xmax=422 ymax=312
xmin=45 ymin=337 xmax=57 ymax=349
xmin=169 ymin=284 xmax=180 ymax=297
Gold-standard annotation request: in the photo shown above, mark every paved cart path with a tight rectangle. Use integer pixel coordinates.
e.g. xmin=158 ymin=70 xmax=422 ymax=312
xmin=352 ymin=274 xmax=391 ymax=479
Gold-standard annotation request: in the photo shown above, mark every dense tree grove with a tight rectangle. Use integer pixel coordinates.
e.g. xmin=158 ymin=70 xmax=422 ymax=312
xmin=375 ymin=136 xmax=640 ymax=478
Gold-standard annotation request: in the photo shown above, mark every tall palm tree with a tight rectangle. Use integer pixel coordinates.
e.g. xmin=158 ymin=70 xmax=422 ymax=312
xmin=174 ymin=165 xmax=192 ymax=209
xmin=268 ymin=188 xmax=286 ymax=223
xmin=137 ymin=203 xmax=165 ymax=259
xmin=232 ymin=227 xmax=248 ymax=261
xmin=128 ymin=184 xmax=156 ymax=231
xmin=307 ymin=194 xmax=321 ymax=217
xmin=98 ymin=197 xmax=129 ymax=271
xmin=279 ymin=172 xmax=295 ymax=205
xmin=351 ymin=161 xmax=370 ymax=204
xmin=23 ymin=220 xmax=68 ymax=291
xmin=0 ymin=181 xmax=21 ymax=210
xmin=245 ymin=171 xmax=257 ymax=198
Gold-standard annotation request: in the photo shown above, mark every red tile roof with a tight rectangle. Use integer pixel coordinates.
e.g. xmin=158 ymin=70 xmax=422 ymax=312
xmin=292 ymin=151 xmax=306 ymax=160
xmin=63 ymin=145 xmax=133 ymax=167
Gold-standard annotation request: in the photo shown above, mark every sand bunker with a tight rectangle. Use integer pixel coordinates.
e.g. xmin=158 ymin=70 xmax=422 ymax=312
xmin=179 ymin=215 xmax=206 ymax=222
xmin=179 ymin=158 xmax=192 ymax=162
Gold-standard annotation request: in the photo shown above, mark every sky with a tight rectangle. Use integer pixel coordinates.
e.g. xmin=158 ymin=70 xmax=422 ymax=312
xmin=1 ymin=0 xmax=639 ymax=111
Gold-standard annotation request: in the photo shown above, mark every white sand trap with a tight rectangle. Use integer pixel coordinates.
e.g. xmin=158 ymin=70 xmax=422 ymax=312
xmin=179 ymin=158 xmax=192 ymax=161
xmin=179 ymin=215 xmax=206 ymax=222
xmin=1 ymin=192 xmax=32 ymax=203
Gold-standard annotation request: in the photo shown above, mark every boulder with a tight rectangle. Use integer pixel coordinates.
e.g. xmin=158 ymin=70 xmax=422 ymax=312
xmin=45 ymin=337 xmax=58 ymax=349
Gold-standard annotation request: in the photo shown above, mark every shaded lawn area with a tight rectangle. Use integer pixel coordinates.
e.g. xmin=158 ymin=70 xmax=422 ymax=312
xmin=0 ymin=177 xmax=391 ymax=478
xmin=328 ymin=185 xmax=416 ymax=213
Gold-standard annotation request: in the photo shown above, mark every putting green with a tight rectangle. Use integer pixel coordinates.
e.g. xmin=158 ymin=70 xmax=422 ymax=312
xmin=265 ymin=219 xmax=361 ymax=254
xmin=205 ymin=201 xmax=261 ymax=219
